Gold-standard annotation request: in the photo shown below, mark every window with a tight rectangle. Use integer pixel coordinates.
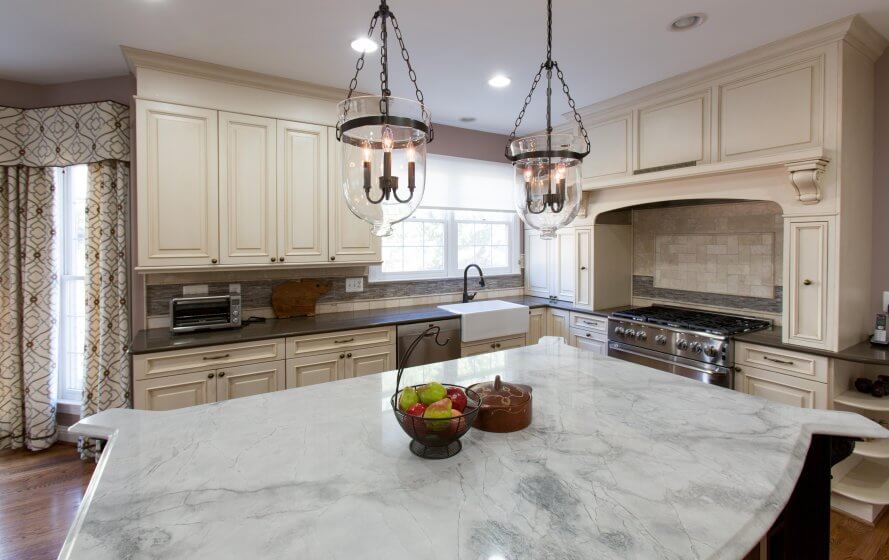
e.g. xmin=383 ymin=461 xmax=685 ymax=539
xmin=55 ymin=165 xmax=88 ymax=403
xmin=370 ymin=154 xmax=521 ymax=282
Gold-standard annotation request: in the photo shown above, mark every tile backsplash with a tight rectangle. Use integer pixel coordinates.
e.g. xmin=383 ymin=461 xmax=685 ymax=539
xmin=633 ymin=201 xmax=783 ymax=314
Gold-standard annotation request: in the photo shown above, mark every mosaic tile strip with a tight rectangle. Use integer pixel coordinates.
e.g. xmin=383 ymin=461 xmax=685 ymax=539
xmin=633 ymin=275 xmax=782 ymax=314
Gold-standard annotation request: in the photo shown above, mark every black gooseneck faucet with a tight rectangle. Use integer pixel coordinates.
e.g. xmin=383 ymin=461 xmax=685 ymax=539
xmin=462 ymin=264 xmax=486 ymax=303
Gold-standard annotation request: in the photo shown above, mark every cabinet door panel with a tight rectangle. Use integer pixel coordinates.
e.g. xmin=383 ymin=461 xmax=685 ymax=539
xmin=524 ymin=230 xmax=550 ymax=297
xmin=286 ymin=352 xmax=344 ymax=388
xmin=278 ymin=121 xmax=328 ymax=262
xmin=348 ymin=346 xmax=395 ymax=378
xmin=496 ymin=336 xmax=526 ymax=351
xmin=720 ymin=59 xmax=822 ymax=160
xmin=547 ymin=308 xmax=570 ymax=342
xmin=575 ymin=227 xmax=591 ymax=307
xmin=527 ymin=309 xmax=545 ymax=345
xmin=786 ymin=220 xmax=828 ymax=346
xmin=582 ymin=114 xmax=631 ymax=181
xmin=638 ymin=92 xmax=708 ymax=169
xmin=461 ymin=341 xmax=497 ymax=357
xmin=137 ymin=100 xmax=218 ymax=267
xmin=739 ymin=366 xmax=826 ymax=409
xmin=555 ymin=229 xmax=575 ymax=302
xmin=327 ymin=131 xmax=381 ymax=262
xmin=570 ymin=328 xmax=607 ymax=355
xmin=135 ymin=370 xmax=217 ymax=411
xmin=219 ymin=112 xmax=277 ymax=264
xmin=218 ymin=361 xmax=285 ymax=401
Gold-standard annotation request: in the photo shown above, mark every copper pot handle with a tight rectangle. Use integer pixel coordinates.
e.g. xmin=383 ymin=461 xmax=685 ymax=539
xmin=494 ymin=375 xmax=502 ymax=391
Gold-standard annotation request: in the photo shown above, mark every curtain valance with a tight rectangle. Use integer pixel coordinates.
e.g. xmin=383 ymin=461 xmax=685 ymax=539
xmin=0 ymin=101 xmax=129 ymax=167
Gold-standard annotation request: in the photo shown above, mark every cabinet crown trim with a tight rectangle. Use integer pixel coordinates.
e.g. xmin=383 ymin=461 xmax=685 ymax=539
xmin=786 ymin=158 xmax=829 ymax=205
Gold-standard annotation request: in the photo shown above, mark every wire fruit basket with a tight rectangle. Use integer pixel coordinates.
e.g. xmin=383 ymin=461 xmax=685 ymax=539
xmin=391 ymin=326 xmax=480 ymax=459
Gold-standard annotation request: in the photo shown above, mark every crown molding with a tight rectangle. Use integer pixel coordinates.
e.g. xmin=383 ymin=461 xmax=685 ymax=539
xmin=569 ymin=15 xmax=888 ymax=121
xmin=121 ymin=46 xmax=361 ymax=103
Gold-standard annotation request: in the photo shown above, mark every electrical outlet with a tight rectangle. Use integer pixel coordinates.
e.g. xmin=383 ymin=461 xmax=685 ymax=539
xmin=183 ymin=284 xmax=208 ymax=296
xmin=345 ymin=278 xmax=364 ymax=293
xmin=229 ymin=283 xmax=241 ymax=294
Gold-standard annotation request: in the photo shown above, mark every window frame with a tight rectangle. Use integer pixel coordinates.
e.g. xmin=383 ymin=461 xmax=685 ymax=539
xmin=55 ymin=165 xmax=88 ymax=404
xmin=370 ymin=207 xmax=521 ymax=283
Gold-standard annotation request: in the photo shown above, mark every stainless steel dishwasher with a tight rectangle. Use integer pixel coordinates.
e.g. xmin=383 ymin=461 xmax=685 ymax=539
xmin=396 ymin=319 xmax=461 ymax=368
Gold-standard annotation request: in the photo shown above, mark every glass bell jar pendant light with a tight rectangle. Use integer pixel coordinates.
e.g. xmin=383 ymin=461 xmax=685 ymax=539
xmin=505 ymin=0 xmax=590 ymax=240
xmin=337 ymin=0 xmax=433 ymax=237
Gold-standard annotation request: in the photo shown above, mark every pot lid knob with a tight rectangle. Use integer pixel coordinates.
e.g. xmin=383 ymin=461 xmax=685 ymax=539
xmin=494 ymin=375 xmax=502 ymax=391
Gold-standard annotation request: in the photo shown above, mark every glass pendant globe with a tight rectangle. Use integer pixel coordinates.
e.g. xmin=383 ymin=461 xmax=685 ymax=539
xmin=337 ymin=95 xmax=431 ymax=237
xmin=509 ymin=133 xmax=584 ymax=240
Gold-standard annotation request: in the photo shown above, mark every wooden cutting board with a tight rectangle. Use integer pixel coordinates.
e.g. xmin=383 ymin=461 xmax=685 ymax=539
xmin=271 ymin=280 xmax=332 ymax=318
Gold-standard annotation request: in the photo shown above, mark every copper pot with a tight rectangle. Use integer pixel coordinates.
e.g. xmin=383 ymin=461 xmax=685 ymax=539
xmin=467 ymin=375 xmax=532 ymax=433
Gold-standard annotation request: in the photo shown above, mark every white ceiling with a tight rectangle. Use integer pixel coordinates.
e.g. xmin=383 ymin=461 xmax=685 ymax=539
xmin=2 ymin=0 xmax=888 ymax=134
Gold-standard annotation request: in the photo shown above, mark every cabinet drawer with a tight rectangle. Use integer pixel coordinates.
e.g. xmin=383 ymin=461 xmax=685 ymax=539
xmin=570 ymin=328 xmax=607 ymax=354
xmin=133 ymin=339 xmax=286 ymax=381
xmin=737 ymin=364 xmax=827 ymax=410
xmin=461 ymin=335 xmax=526 ymax=357
xmin=569 ymin=312 xmax=608 ymax=333
xmin=134 ymin=370 xmax=218 ymax=411
xmin=735 ymin=342 xmax=828 ymax=383
xmin=287 ymin=326 xmax=395 ymax=357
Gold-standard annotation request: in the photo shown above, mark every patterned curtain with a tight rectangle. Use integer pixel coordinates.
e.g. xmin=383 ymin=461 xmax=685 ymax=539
xmin=0 ymin=165 xmax=58 ymax=451
xmin=81 ymin=161 xmax=130 ymax=424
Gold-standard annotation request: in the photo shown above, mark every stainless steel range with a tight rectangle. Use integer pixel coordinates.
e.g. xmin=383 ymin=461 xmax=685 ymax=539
xmin=607 ymin=306 xmax=771 ymax=388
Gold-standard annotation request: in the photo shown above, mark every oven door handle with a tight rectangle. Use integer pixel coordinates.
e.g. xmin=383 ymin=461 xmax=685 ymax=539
xmin=607 ymin=342 xmax=733 ymax=386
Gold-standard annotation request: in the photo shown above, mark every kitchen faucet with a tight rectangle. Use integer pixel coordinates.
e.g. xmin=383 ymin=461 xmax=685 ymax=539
xmin=462 ymin=264 xmax=486 ymax=303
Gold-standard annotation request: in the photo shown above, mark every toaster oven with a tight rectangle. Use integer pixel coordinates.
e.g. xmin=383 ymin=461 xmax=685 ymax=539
xmin=169 ymin=295 xmax=241 ymax=334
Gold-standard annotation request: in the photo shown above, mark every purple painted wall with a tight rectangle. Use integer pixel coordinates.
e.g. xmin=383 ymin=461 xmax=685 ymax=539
xmin=873 ymin=51 xmax=889 ymax=312
xmin=0 ymin=75 xmax=135 ymax=108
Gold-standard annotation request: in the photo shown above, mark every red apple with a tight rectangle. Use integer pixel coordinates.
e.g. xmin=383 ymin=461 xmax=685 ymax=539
xmin=405 ymin=403 xmax=426 ymax=417
xmin=446 ymin=387 xmax=468 ymax=412
xmin=402 ymin=404 xmax=428 ymax=440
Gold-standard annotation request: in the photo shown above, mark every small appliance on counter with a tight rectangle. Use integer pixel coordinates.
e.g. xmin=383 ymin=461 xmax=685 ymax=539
xmin=872 ymin=291 xmax=889 ymax=345
xmin=169 ymin=294 xmax=241 ymax=334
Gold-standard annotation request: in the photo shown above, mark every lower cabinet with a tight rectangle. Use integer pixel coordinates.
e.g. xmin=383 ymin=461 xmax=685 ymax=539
xmin=736 ymin=365 xmax=828 ymax=409
xmin=285 ymin=343 xmax=395 ymax=387
xmin=570 ymin=328 xmax=608 ymax=355
xmin=135 ymin=370 xmax=218 ymax=411
xmin=461 ymin=335 xmax=526 ymax=357
xmin=528 ymin=308 xmax=546 ymax=345
xmin=547 ymin=308 xmax=571 ymax=342
xmin=217 ymin=361 xmax=285 ymax=400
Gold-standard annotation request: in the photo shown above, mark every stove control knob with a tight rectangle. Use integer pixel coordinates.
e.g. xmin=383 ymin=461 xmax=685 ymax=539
xmin=676 ymin=339 xmax=689 ymax=350
xmin=635 ymin=330 xmax=647 ymax=341
xmin=614 ymin=327 xmax=625 ymax=337
xmin=654 ymin=334 xmax=668 ymax=346
xmin=690 ymin=342 xmax=703 ymax=354
xmin=625 ymin=329 xmax=636 ymax=339
xmin=704 ymin=345 xmax=720 ymax=358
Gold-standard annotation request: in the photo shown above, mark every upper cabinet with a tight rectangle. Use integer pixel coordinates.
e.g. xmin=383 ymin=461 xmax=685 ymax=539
xmin=277 ymin=120 xmax=328 ymax=263
xmin=219 ymin=112 xmax=277 ymax=265
xmin=719 ymin=57 xmax=823 ymax=161
xmin=637 ymin=90 xmax=710 ymax=170
xmin=135 ymin=103 xmax=381 ymax=271
xmin=581 ymin=113 xmax=632 ymax=182
xmin=137 ymin=100 xmax=219 ymax=267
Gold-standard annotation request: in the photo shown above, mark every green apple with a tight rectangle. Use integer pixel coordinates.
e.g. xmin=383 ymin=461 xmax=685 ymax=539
xmin=418 ymin=382 xmax=447 ymax=405
xmin=398 ymin=386 xmax=419 ymax=412
xmin=423 ymin=398 xmax=453 ymax=431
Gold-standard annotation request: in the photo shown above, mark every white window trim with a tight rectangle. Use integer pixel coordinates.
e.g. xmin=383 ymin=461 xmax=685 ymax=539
xmin=370 ymin=208 xmax=521 ymax=283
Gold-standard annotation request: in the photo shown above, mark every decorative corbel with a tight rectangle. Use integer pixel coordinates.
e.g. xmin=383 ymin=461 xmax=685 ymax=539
xmin=785 ymin=158 xmax=829 ymax=204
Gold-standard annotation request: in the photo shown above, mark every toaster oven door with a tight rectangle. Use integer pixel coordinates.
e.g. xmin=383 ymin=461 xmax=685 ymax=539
xmin=170 ymin=296 xmax=238 ymax=333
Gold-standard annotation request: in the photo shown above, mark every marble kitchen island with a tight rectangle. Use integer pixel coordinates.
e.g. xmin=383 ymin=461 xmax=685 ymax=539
xmin=63 ymin=340 xmax=886 ymax=560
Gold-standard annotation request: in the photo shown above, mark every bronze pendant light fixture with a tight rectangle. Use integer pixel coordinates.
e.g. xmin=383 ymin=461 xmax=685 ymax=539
xmin=506 ymin=0 xmax=590 ymax=239
xmin=337 ymin=0 xmax=433 ymax=237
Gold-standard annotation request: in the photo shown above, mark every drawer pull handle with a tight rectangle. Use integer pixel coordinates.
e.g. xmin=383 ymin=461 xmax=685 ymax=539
xmin=347 ymin=353 xmax=352 ymax=358
xmin=764 ymin=356 xmax=794 ymax=365
xmin=203 ymin=354 xmax=231 ymax=361
xmin=218 ymin=372 xmax=226 ymax=378
xmin=339 ymin=354 xmax=345 ymax=359
xmin=803 ymin=279 xmax=813 ymax=286
xmin=334 ymin=338 xmax=355 ymax=344
xmin=582 ymin=320 xmax=599 ymax=326
xmin=207 ymin=373 xmax=215 ymax=379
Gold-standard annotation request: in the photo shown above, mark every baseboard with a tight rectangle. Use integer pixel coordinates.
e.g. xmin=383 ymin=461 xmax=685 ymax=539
xmin=57 ymin=425 xmax=79 ymax=444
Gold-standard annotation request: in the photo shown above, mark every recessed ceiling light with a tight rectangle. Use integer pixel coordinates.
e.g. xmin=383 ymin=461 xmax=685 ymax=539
xmin=488 ymin=74 xmax=511 ymax=88
xmin=669 ymin=13 xmax=706 ymax=31
xmin=459 ymin=117 xmax=477 ymax=123
xmin=350 ymin=37 xmax=378 ymax=53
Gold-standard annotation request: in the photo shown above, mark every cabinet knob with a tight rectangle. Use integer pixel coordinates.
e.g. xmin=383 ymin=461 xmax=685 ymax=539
xmin=270 ymin=257 xmax=276 ymax=262
xmin=279 ymin=257 xmax=285 ymax=262
xmin=580 ymin=266 xmax=587 ymax=270
xmin=803 ymin=279 xmax=813 ymax=286
xmin=218 ymin=372 xmax=226 ymax=377
xmin=490 ymin=343 xmax=496 ymax=349
xmin=339 ymin=354 xmax=345 ymax=359
xmin=211 ymin=258 xmax=218 ymax=264
xmin=330 ymin=256 xmax=336 ymax=261
xmin=207 ymin=373 xmax=215 ymax=379
xmin=495 ymin=343 xmax=501 ymax=348
xmin=347 ymin=353 xmax=352 ymax=358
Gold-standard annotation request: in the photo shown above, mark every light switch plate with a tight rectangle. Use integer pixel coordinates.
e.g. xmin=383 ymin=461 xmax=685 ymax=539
xmin=183 ymin=284 xmax=208 ymax=296
xmin=345 ymin=278 xmax=364 ymax=293
xmin=229 ymin=283 xmax=241 ymax=294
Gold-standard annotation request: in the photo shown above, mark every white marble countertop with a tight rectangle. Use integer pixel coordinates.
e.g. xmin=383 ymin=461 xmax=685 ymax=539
xmin=63 ymin=340 xmax=886 ymax=560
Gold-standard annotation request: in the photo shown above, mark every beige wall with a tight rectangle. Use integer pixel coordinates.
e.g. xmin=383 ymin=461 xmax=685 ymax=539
xmin=427 ymin=123 xmax=508 ymax=163
xmin=0 ymin=75 xmax=135 ymax=108
xmin=873 ymin=51 xmax=889 ymax=312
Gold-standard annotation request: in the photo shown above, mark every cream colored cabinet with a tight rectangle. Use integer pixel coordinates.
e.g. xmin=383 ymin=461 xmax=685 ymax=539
xmin=286 ymin=352 xmax=346 ymax=387
xmin=524 ymin=228 xmax=574 ymax=302
xmin=784 ymin=218 xmax=830 ymax=348
xmin=719 ymin=58 xmax=823 ymax=161
xmin=570 ymin=328 xmax=608 ymax=355
xmin=217 ymin=360 xmax=285 ymax=401
xmin=527 ymin=308 xmax=546 ymax=345
xmin=134 ymin=370 xmax=218 ymax=411
xmin=277 ymin=120 xmax=328 ymax=263
xmin=581 ymin=113 xmax=632 ymax=182
xmin=737 ymin=365 xmax=827 ymax=409
xmin=326 ymin=131 xmax=381 ymax=263
xmin=461 ymin=335 xmax=526 ymax=357
xmin=547 ymin=308 xmax=571 ymax=342
xmin=524 ymin=229 xmax=551 ymax=298
xmin=136 ymin=100 xmax=219 ymax=267
xmin=575 ymin=228 xmax=592 ymax=307
xmin=219 ymin=112 xmax=277 ymax=265
xmin=347 ymin=345 xmax=395 ymax=378
xmin=637 ymin=90 xmax=709 ymax=170
xmin=553 ymin=229 xmax=576 ymax=301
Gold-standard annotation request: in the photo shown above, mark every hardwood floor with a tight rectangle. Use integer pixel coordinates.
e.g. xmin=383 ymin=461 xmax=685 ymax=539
xmin=1 ymin=443 xmax=888 ymax=559
xmin=0 ymin=444 xmax=95 ymax=560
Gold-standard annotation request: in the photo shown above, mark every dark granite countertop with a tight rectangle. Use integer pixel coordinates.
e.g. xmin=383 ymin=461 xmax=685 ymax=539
xmin=734 ymin=327 xmax=889 ymax=366
xmin=130 ymin=296 xmax=613 ymax=355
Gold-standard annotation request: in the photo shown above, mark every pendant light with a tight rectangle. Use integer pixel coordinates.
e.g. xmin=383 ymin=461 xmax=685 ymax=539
xmin=505 ymin=0 xmax=590 ymax=240
xmin=337 ymin=0 xmax=433 ymax=237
